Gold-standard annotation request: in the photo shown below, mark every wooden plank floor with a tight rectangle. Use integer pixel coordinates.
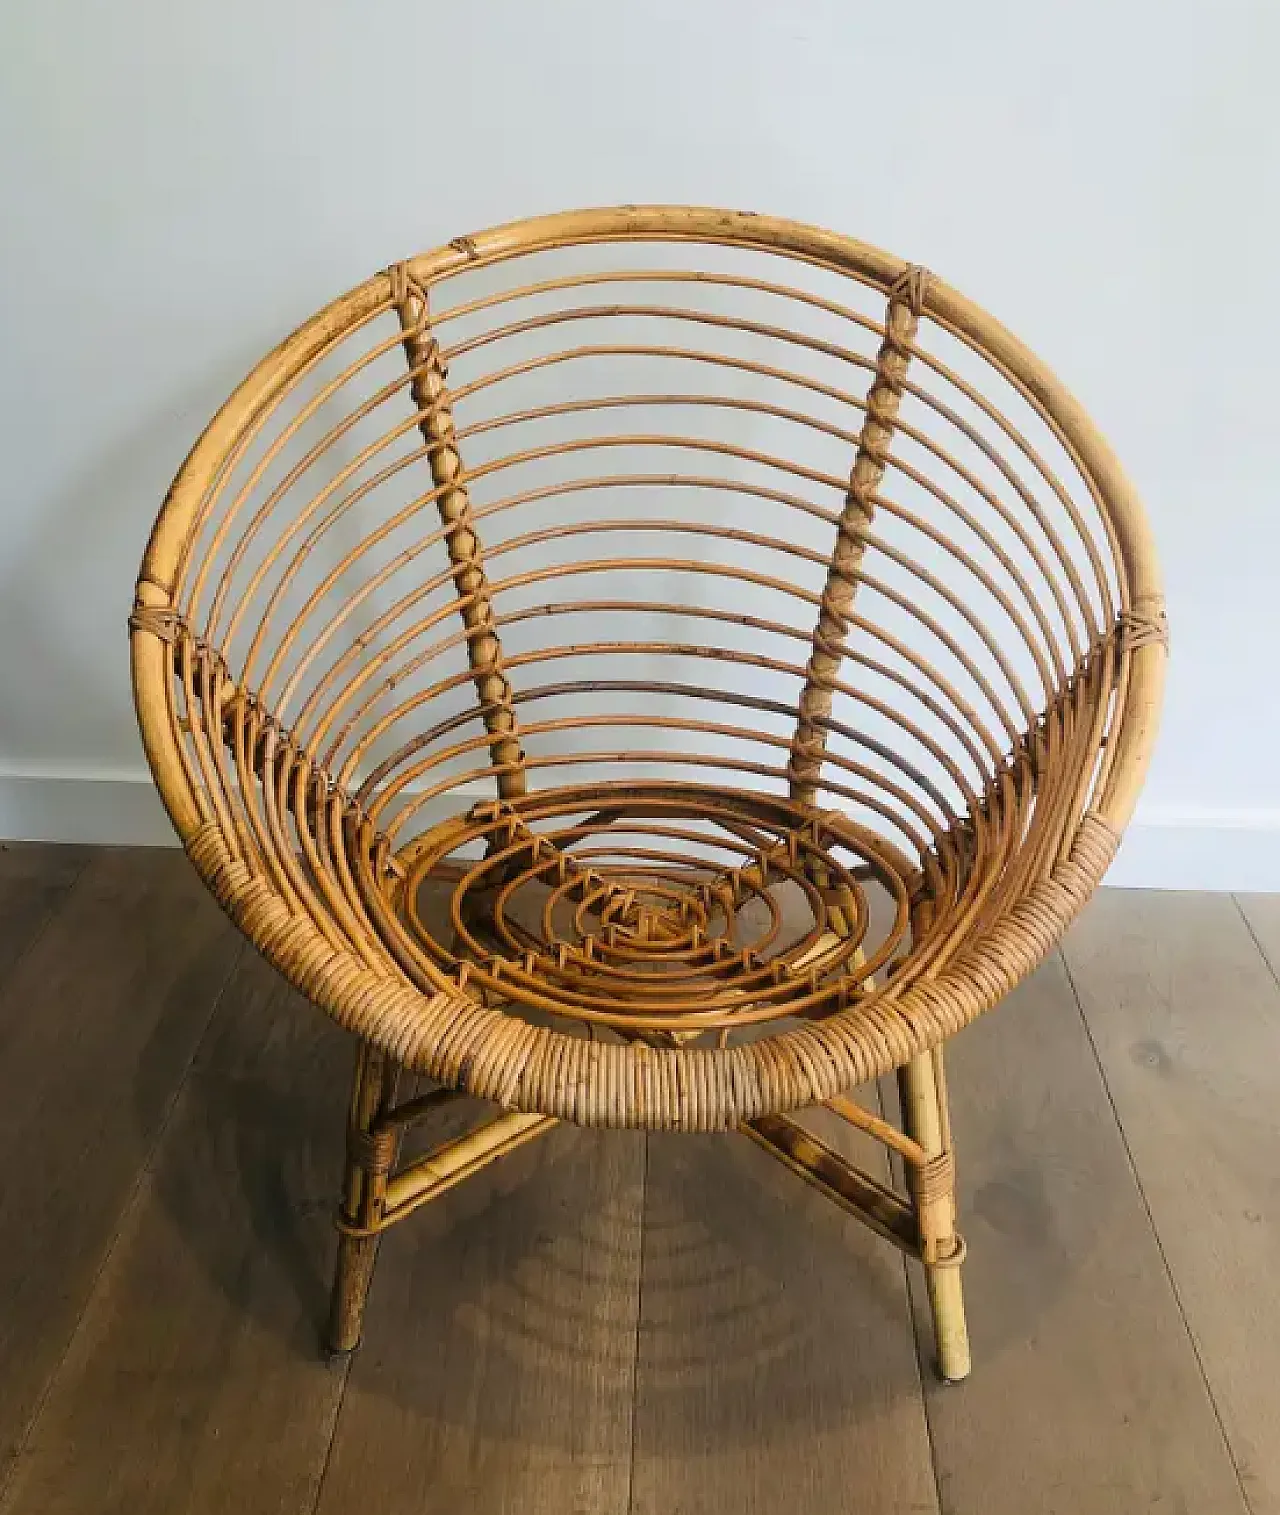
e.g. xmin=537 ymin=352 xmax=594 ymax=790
xmin=0 ymin=841 xmax=1277 ymax=1514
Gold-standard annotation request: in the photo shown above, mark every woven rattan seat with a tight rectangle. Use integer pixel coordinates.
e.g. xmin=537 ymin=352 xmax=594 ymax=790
xmin=131 ymin=207 xmax=1165 ymax=1378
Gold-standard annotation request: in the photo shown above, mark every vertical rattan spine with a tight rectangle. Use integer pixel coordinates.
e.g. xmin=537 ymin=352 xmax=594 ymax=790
xmin=789 ymin=267 xmax=929 ymax=808
xmin=391 ymin=265 xmax=527 ymax=799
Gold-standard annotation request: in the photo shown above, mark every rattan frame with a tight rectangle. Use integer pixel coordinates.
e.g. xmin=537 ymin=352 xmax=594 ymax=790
xmin=131 ymin=207 xmax=1166 ymax=1380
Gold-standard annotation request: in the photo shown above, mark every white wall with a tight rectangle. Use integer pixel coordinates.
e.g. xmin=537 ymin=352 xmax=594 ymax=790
xmin=1 ymin=0 xmax=1276 ymax=886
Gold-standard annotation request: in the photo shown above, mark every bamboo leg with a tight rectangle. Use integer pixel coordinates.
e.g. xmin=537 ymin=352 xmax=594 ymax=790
xmin=327 ymin=1040 xmax=400 ymax=1357
xmin=899 ymin=1044 xmax=971 ymax=1383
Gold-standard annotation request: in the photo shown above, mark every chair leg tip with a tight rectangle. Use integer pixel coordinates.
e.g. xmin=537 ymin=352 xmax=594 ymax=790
xmin=936 ymin=1350 xmax=971 ymax=1385
xmin=324 ymin=1337 xmax=361 ymax=1365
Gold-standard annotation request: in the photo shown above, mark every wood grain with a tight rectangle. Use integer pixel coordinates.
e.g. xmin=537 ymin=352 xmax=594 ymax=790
xmin=898 ymin=952 xmax=1247 ymax=1515
xmin=0 ymin=841 xmax=88 ymax=988
xmin=313 ymin=1118 xmax=645 ymax=1515
xmin=0 ymin=848 xmax=239 ymax=1493
xmin=630 ymin=1085 xmax=940 ymax=1515
xmin=0 ymin=949 xmax=350 ymax=1515
xmin=1066 ymin=890 xmax=1280 ymax=1514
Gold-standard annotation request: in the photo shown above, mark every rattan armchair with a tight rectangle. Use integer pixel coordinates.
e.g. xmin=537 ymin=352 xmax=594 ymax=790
xmin=131 ymin=207 xmax=1165 ymax=1382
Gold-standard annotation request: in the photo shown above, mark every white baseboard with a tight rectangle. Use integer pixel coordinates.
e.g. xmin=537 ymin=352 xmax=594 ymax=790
xmin=1104 ymin=807 xmax=1280 ymax=893
xmin=2 ymin=771 xmax=1278 ymax=892
xmin=0 ymin=770 xmax=179 ymax=848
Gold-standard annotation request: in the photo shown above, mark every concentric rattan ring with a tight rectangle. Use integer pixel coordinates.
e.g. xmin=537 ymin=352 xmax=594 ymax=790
xmin=389 ymin=782 xmax=911 ymax=1031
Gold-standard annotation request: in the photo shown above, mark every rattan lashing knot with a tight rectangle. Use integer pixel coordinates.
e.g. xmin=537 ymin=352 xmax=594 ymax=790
xmin=928 ymin=1234 xmax=968 ymax=1270
xmin=890 ymin=264 xmax=933 ymax=319
xmin=388 ymin=261 xmax=440 ymax=358
xmin=128 ymin=604 xmax=182 ymax=643
xmin=1117 ymin=595 xmax=1169 ymax=652
xmin=387 ymin=260 xmax=413 ymax=307
xmin=911 ymin=1147 xmax=956 ymax=1205
xmin=334 ymin=1208 xmax=390 ymax=1240
xmin=347 ymin=1123 xmax=397 ymax=1178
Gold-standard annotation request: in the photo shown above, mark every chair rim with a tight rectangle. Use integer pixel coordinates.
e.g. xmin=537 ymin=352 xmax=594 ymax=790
xmin=131 ymin=205 xmax=1166 ymax=1129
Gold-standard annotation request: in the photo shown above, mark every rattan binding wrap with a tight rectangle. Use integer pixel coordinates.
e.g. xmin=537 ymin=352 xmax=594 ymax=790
xmin=131 ymin=206 xmax=1166 ymax=1132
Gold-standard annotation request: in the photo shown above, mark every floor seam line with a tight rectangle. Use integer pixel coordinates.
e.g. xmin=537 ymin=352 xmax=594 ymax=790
xmin=624 ymin=1133 xmax=650 ymax=1515
xmin=876 ymin=1075 xmax=948 ymax=1515
xmin=0 ymin=852 xmax=94 ymax=1007
xmin=0 ymin=932 xmax=245 ymax=1514
xmin=1232 ymin=892 xmax=1280 ymax=994
xmin=1056 ymin=940 xmax=1256 ymax=1515
xmin=304 ymin=1351 xmax=357 ymax=1515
